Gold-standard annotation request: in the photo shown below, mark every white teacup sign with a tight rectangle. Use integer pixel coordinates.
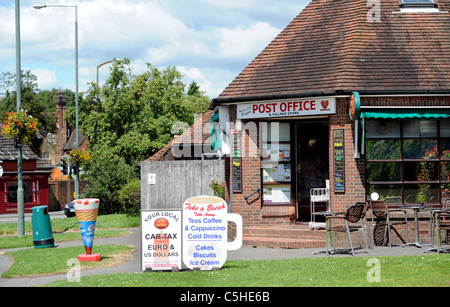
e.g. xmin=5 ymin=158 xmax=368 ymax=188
xmin=183 ymin=195 xmax=242 ymax=270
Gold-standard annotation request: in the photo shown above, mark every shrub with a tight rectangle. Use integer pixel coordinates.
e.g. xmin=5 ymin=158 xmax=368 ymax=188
xmin=209 ymin=180 xmax=225 ymax=199
xmin=118 ymin=179 xmax=141 ymax=216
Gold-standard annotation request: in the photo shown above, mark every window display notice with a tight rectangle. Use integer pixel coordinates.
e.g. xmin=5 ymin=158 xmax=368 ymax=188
xmin=262 ymin=184 xmax=291 ymax=203
xmin=333 ymin=129 xmax=345 ymax=193
xmin=262 ymin=143 xmax=291 ymax=162
xmin=141 ymin=210 xmax=182 ymax=271
xmin=263 ymin=164 xmax=291 ymax=182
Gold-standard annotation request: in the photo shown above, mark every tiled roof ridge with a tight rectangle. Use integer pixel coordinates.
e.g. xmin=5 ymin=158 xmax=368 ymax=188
xmin=172 ymin=110 xmax=214 ymax=145
xmin=218 ymin=0 xmax=450 ymax=100
xmin=144 ymin=110 xmax=214 ymax=162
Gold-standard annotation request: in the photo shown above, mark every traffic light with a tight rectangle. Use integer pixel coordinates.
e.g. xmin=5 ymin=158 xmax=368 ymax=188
xmin=61 ymin=159 xmax=68 ymax=175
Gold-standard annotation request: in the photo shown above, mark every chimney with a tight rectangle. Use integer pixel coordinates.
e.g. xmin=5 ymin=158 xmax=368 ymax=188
xmin=54 ymin=91 xmax=68 ymax=130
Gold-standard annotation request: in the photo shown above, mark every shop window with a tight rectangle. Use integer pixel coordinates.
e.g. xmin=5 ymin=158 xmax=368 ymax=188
xmin=403 ymin=121 xmax=437 ymax=138
xmin=366 ymin=162 xmax=401 ymax=182
xmin=366 ymin=140 xmax=401 ymax=160
xmin=261 ymin=122 xmax=293 ymax=205
xmin=366 ymin=120 xmax=450 ymax=205
xmin=403 ymin=140 xmax=438 ymax=159
xmin=366 ymin=120 xmax=400 ymax=138
xmin=4 ymin=181 xmax=39 ymax=204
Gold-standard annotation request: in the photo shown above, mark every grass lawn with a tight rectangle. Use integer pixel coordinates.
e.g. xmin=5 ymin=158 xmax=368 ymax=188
xmin=0 ymin=213 xmax=140 ymax=236
xmin=0 ymin=213 xmax=140 ymax=249
xmin=2 ymin=244 xmax=133 ymax=278
xmin=0 ymin=229 xmax=130 ymax=249
xmin=46 ymin=254 xmax=450 ymax=287
xmin=1 ymin=214 xmax=449 ymax=287
xmin=0 ymin=214 xmax=138 ymax=279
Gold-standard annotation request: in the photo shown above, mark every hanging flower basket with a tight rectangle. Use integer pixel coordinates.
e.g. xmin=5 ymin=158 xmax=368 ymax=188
xmin=1 ymin=110 xmax=40 ymax=144
xmin=69 ymin=148 xmax=92 ymax=165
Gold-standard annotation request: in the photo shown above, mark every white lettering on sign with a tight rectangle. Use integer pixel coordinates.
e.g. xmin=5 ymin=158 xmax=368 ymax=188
xmin=183 ymin=196 xmax=242 ymax=271
xmin=237 ymin=97 xmax=336 ymax=119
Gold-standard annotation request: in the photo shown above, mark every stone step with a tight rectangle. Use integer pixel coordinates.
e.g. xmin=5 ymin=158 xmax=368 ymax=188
xmin=243 ymin=236 xmax=326 ymax=249
xmin=242 ymin=225 xmax=327 ymax=249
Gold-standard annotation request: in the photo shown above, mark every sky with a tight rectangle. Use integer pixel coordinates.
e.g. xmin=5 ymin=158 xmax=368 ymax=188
xmin=0 ymin=0 xmax=309 ymax=99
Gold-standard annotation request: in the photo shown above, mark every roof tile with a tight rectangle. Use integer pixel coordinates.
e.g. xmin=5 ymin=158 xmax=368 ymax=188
xmin=218 ymin=0 xmax=450 ymax=100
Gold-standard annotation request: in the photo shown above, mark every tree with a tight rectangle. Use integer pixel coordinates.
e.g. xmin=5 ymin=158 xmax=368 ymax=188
xmin=0 ymin=70 xmax=58 ymax=153
xmin=73 ymin=58 xmax=211 ymax=213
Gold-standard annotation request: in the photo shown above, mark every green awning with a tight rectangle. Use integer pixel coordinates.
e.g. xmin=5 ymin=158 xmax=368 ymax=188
xmin=361 ymin=110 xmax=450 ymax=119
xmin=210 ymin=110 xmax=221 ymax=151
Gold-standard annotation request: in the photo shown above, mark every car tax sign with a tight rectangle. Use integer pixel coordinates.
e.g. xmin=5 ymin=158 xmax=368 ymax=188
xmin=141 ymin=209 xmax=182 ymax=271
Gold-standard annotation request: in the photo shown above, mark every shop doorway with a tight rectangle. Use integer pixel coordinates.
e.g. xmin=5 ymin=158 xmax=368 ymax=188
xmin=295 ymin=120 xmax=330 ymax=221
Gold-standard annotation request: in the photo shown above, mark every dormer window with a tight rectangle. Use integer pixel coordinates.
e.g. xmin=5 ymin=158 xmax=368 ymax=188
xmin=399 ymin=0 xmax=438 ymax=8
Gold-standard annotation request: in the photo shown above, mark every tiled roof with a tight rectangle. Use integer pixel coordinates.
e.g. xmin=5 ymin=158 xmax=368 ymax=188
xmin=63 ymin=129 xmax=86 ymax=151
xmin=144 ymin=111 xmax=213 ymax=161
xmin=217 ymin=0 xmax=450 ymax=101
xmin=0 ymin=135 xmax=39 ymax=161
xmin=145 ymin=136 xmax=178 ymax=162
xmin=172 ymin=111 xmax=213 ymax=145
xmin=0 ymin=133 xmax=53 ymax=171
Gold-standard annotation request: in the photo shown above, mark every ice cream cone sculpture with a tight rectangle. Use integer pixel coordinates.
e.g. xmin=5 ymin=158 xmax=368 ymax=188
xmin=74 ymin=198 xmax=100 ymax=260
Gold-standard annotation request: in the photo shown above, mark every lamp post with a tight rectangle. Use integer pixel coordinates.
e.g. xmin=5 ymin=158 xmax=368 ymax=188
xmin=15 ymin=0 xmax=24 ymax=237
xmin=96 ymin=60 xmax=114 ymax=100
xmin=33 ymin=3 xmax=80 ymax=199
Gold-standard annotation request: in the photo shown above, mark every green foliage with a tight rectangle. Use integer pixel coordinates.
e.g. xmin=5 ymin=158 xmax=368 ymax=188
xmin=83 ymin=146 xmax=136 ymax=215
xmin=118 ymin=179 xmax=141 ymax=216
xmin=209 ymin=180 xmax=225 ymax=199
xmin=69 ymin=58 xmax=210 ymax=214
xmin=0 ymin=70 xmax=58 ymax=153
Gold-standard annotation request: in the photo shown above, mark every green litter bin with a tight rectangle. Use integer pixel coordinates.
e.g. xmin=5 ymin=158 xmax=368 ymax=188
xmin=31 ymin=206 xmax=55 ymax=248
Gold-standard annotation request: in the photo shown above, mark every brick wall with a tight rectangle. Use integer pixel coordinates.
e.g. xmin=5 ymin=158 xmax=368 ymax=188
xmin=226 ymin=95 xmax=450 ymax=228
xmin=361 ymin=96 xmax=450 ymax=107
xmin=229 ymin=108 xmax=267 ymax=226
xmin=329 ymin=98 xmax=366 ymax=213
xmin=51 ymin=179 xmax=88 ymax=210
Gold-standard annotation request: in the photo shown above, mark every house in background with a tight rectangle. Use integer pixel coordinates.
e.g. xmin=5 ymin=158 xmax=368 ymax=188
xmin=0 ymin=136 xmax=53 ymax=213
xmin=0 ymin=91 xmax=89 ymax=214
xmin=41 ymin=91 xmax=88 ymax=180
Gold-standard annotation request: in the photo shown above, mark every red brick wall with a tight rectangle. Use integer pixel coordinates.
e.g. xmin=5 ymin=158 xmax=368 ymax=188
xmin=53 ymin=179 xmax=88 ymax=210
xmin=228 ymin=104 xmax=266 ymax=226
xmin=328 ymin=98 xmax=366 ymax=213
xmin=226 ymin=95 xmax=449 ymax=228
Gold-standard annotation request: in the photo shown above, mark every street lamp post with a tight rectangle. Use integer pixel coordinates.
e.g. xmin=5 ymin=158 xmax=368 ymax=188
xmin=34 ymin=3 xmax=80 ymax=199
xmin=15 ymin=0 xmax=24 ymax=237
xmin=97 ymin=60 xmax=114 ymax=100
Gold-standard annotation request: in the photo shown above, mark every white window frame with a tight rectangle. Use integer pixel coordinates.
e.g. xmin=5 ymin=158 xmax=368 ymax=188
xmin=398 ymin=0 xmax=437 ymax=8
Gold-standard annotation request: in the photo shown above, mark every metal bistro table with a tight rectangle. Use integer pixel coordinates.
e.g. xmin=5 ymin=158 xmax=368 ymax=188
xmin=312 ymin=211 xmax=340 ymax=255
xmin=402 ymin=205 xmax=432 ymax=248
xmin=424 ymin=208 xmax=450 ymax=254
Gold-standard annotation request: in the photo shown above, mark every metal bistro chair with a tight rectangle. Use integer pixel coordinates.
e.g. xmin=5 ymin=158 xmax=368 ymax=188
xmin=358 ymin=201 xmax=373 ymax=249
xmin=326 ymin=203 xmax=370 ymax=256
xmin=441 ymin=199 xmax=450 ymax=244
xmin=431 ymin=199 xmax=450 ymax=245
xmin=370 ymin=200 xmax=409 ymax=247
